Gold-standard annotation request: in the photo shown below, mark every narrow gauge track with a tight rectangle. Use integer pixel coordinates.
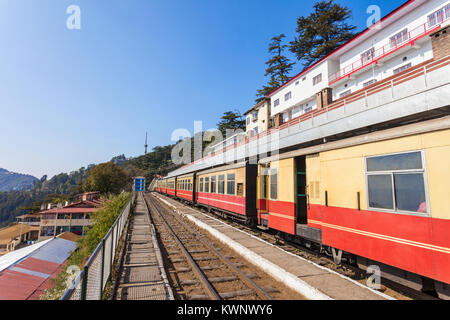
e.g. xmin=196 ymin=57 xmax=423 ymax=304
xmin=157 ymin=193 xmax=440 ymax=301
xmin=144 ymin=193 xmax=303 ymax=300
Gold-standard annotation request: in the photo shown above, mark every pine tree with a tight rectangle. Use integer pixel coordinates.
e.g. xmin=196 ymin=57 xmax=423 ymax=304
xmin=290 ymin=0 xmax=356 ymax=69
xmin=256 ymin=34 xmax=295 ymax=103
xmin=217 ymin=110 xmax=246 ymax=136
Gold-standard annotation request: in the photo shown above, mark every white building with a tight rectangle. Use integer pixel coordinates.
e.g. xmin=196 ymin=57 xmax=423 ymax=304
xmin=269 ymin=0 xmax=450 ymax=125
xmin=244 ymin=98 xmax=271 ymax=137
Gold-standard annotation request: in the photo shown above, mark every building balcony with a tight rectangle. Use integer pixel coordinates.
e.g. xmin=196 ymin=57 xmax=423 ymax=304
xmin=329 ymin=14 xmax=449 ymax=86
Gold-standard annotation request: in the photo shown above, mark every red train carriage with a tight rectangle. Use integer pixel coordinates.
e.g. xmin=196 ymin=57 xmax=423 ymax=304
xmin=195 ymin=162 xmax=257 ymax=225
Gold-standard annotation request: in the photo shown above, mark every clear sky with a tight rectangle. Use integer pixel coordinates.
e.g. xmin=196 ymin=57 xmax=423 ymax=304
xmin=0 ymin=0 xmax=406 ymax=178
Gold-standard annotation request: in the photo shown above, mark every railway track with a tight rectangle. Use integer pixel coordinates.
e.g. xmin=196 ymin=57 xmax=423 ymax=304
xmin=156 ymin=193 xmax=440 ymax=301
xmin=144 ymin=193 xmax=305 ymax=300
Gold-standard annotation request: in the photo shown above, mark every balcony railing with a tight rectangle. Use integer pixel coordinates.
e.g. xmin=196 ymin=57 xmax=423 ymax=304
xmin=328 ymin=13 xmax=449 ymax=85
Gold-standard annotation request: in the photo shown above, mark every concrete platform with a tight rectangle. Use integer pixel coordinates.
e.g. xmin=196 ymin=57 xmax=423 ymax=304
xmin=115 ymin=193 xmax=173 ymax=300
xmin=155 ymin=194 xmax=393 ymax=300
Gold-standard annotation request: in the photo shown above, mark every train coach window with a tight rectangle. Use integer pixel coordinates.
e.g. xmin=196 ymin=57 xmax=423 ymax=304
xmin=205 ymin=177 xmax=210 ymax=193
xmin=366 ymin=151 xmax=428 ymax=214
xmin=218 ymin=175 xmax=225 ymax=194
xmin=237 ymin=183 xmax=244 ymax=197
xmin=270 ymin=169 xmax=278 ymax=200
xmin=366 ymin=152 xmax=422 ymax=171
xmin=211 ymin=176 xmax=217 ymax=193
xmin=367 ymin=175 xmax=394 ymax=210
xmin=227 ymin=174 xmax=235 ymax=195
xmin=199 ymin=178 xmax=204 ymax=192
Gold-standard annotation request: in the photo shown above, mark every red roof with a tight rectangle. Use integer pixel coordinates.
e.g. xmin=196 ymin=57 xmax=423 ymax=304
xmin=38 ymin=199 xmax=101 ymax=215
xmin=40 ymin=207 xmax=98 ymax=215
xmin=0 ymin=238 xmax=77 ymax=300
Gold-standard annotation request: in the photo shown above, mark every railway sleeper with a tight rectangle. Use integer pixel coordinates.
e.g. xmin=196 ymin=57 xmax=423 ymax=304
xmin=219 ymin=290 xmax=254 ymax=299
xmin=181 ymin=274 xmax=258 ymax=286
xmin=261 ymin=286 xmax=280 ymax=294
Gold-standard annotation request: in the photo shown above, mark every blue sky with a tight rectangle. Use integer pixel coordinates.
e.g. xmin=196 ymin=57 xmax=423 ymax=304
xmin=0 ymin=0 xmax=405 ymax=178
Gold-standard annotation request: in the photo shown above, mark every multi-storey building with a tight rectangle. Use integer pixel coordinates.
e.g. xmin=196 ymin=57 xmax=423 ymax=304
xmin=38 ymin=192 xmax=102 ymax=241
xmin=244 ymin=98 xmax=271 ymax=137
xmin=16 ymin=192 xmax=102 ymax=241
xmin=269 ymin=0 xmax=450 ymax=126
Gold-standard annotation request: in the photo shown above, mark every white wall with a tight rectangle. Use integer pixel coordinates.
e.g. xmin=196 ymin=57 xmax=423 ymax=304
xmin=270 ymin=60 xmax=330 ymax=116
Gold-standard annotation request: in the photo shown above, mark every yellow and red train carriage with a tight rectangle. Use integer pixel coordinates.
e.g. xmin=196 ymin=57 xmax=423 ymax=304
xmin=195 ymin=162 xmax=257 ymax=225
xmin=166 ymin=177 xmax=176 ymax=197
xmin=176 ymin=174 xmax=194 ymax=202
xmin=154 ymin=118 xmax=450 ymax=298
xmin=256 ymin=122 xmax=450 ymax=297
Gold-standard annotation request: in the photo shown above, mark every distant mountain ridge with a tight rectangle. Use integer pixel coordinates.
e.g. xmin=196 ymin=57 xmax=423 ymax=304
xmin=0 ymin=168 xmax=38 ymax=192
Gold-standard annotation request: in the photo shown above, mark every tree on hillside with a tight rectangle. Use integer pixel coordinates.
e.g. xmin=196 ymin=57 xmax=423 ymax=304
xmin=290 ymin=0 xmax=356 ymax=69
xmin=217 ymin=110 xmax=246 ymax=137
xmin=83 ymin=162 xmax=127 ymax=194
xmin=256 ymin=34 xmax=295 ymax=103
xmin=18 ymin=201 xmax=42 ymax=215
xmin=256 ymin=78 xmax=281 ymax=103
xmin=111 ymin=154 xmax=127 ymax=165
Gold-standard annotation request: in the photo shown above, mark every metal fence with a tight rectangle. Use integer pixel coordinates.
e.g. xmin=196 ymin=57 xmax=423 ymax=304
xmin=61 ymin=196 xmax=134 ymax=300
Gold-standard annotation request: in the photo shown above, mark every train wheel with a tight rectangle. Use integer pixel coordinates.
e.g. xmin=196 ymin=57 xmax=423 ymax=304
xmin=332 ymin=248 xmax=343 ymax=265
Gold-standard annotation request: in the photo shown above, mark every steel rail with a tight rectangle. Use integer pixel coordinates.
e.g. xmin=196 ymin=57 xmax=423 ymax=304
xmin=144 ymin=194 xmax=221 ymax=300
xmin=148 ymin=194 xmax=273 ymax=300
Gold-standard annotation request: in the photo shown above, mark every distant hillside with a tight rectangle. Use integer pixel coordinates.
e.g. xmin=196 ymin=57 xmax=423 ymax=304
xmin=0 ymin=168 xmax=38 ymax=192
xmin=0 ymin=167 xmax=92 ymax=227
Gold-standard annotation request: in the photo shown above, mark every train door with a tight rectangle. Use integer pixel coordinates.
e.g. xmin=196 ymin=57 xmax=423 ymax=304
xmin=258 ymin=166 xmax=270 ymax=227
xmin=262 ymin=171 xmax=269 ymax=215
xmin=295 ymin=156 xmax=308 ymax=224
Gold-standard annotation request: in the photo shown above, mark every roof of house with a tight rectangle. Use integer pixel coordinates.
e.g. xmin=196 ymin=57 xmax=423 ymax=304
xmin=40 ymin=207 xmax=98 ymax=215
xmin=37 ymin=199 xmax=102 ymax=215
xmin=0 ymin=225 xmax=40 ymax=245
xmin=57 ymin=232 xmax=80 ymax=242
xmin=267 ymin=0 xmax=418 ymax=97
xmin=0 ymin=237 xmax=77 ymax=300
xmin=244 ymin=98 xmax=269 ymax=115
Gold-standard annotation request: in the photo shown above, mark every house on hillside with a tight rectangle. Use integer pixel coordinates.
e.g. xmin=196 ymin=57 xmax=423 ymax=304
xmin=0 ymin=224 xmax=40 ymax=256
xmin=17 ymin=192 xmax=103 ymax=241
